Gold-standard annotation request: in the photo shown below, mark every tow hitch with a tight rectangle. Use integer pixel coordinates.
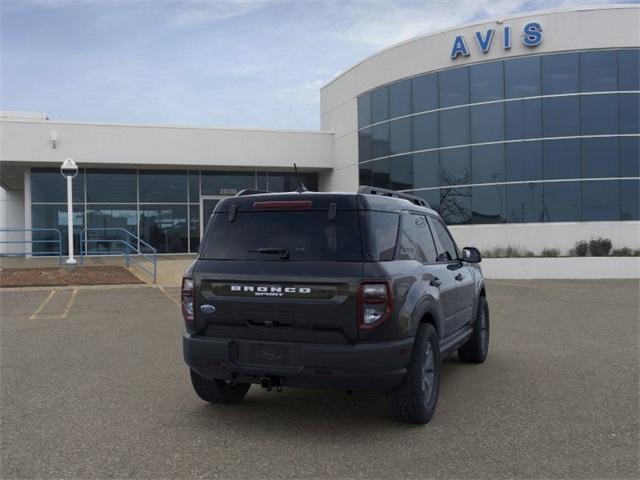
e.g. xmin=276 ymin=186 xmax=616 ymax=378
xmin=260 ymin=376 xmax=284 ymax=392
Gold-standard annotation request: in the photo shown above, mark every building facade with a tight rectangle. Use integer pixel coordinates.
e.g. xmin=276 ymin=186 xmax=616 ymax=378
xmin=1 ymin=5 xmax=639 ymax=256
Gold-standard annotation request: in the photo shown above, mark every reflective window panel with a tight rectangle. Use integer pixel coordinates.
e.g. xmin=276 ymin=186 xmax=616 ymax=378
xmin=505 ymin=98 xmax=542 ymax=140
xmin=439 ymin=187 xmax=471 ymax=225
xmin=389 ymin=79 xmax=411 ymax=118
xmin=618 ymin=49 xmax=640 ymax=91
xmin=201 ymin=171 xmax=255 ymax=196
xmin=412 ymin=152 xmax=440 ymax=189
xmin=580 ymin=50 xmax=617 ymax=92
xmin=620 ymin=180 xmax=640 ymax=221
xmin=471 ymin=185 xmax=505 ymax=224
xmin=139 ymin=170 xmax=187 ymax=203
xmin=390 ymin=155 xmax=413 ymax=191
xmin=506 ymin=142 xmax=543 ymax=182
xmin=471 ymin=144 xmax=505 ymax=184
xmin=469 ymin=61 xmax=504 ymax=102
xmin=371 ymin=87 xmax=389 ymax=123
xmin=31 ymin=168 xmax=85 ymax=203
xmin=372 ymin=158 xmax=391 ymax=189
xmin=541 ymin=52 xmax=579 ymax=95
xmin=389 ymin=117 xmax=412 ymax=155
xmin=359 ymin=128 xmax=372 ymax=162
xmin=86 ymin=169 xmax=136 ymax=203
xmin=581 ymin=94 xmax=618 ymax=135
xmin=188 ymin=171 xmax=200 ymax=202
xmin=620 ymin=137 xmax=640 ymax=178
xmin=543 ymin=182 xmax=581 ymax=222
xmin=506 ymin=183 xmax=544 ymax=223
xmin=470 ymin=102 xmax=504 ymax=143
xmin=86 ymin=204 xmax=138 ymax=254
xmin=359 ymin=163 xmax=373 ymax=186
xmin=582 ymin=137 xmax=619 ymax=178
xmin=543 ymin=139 xmax=581 ymax=180
xmin=505 ymin=56 xmax=541 ymax=98
xmin=139 ymin=205 xmax=188 ymax=253
xmin=371 ymin=123 xmax=390 ymax=159
xmin=411 ymin=74 xmax=438 ymax=113
xmin=440 ymin=148 xmax=470 ymax=186
xmin=31 ymin=204 xmax=84 ymax=255
xmin=412 ymin=112 xmax=439 ymax=151
xmin=542 ymin=96 xmax=580 ymax=137
xmin=619 ymin=93 xmax=640 ymax=134
xmin=439 ymin=107 xmax=469 ymax=147
xmin=439 ymin=67 xmax=469 ymax=108
xmin=582 ymin=180 xmax=620 ymax=221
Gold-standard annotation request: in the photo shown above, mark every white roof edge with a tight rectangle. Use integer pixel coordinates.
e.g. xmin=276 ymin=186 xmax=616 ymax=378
xmin=0 ymin=116 xmax=334 ymax=135
xmin=320 ymin=4 xmax=639 ymax=91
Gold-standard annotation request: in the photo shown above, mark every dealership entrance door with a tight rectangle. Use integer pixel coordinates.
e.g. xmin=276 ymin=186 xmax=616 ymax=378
xmin=199 ymin=195 xmax=225 ymax=240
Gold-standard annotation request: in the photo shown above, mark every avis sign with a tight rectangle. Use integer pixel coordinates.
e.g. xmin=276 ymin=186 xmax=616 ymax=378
xmin=450 ymin=22 xmax=543 ymax=59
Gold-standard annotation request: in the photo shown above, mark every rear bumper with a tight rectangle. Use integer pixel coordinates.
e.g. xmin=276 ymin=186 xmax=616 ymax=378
xmin=183 ymin=334 xmax=414 ymax=393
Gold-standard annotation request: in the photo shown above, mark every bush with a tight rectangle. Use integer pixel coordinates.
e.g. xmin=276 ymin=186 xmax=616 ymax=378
xmin=611 ymin=247 xmax=640 ymax=257
xmin=589 ymin=237 xmax=612 ymax=257
xmin=574 ymin=241 xmax=589 ymax=257
xmin=482 ymin=246 xmax=535 ymax=258
xmin=540 ymin=248 xmax=561 ymax=257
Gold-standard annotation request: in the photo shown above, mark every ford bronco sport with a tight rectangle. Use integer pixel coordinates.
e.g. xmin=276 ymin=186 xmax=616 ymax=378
xmin=182 ymin=186 xmax=489 ymax=424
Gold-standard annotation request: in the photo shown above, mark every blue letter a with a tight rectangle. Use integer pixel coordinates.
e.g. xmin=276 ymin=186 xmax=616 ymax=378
xmin=450 ymin=35 xmax=469 ymax=59
xmin=475 ymin=29 xmax=495 ymax=53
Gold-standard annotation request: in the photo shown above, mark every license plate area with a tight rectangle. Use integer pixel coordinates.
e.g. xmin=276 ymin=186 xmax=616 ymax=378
xmin=235 ymin=341 xmax=293 ymax=367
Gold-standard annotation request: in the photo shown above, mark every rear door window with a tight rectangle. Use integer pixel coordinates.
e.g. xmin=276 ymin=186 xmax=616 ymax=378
xmin=429 ymin=217 xmax=459 ymax=262
xmin=398 ymin=214 xmax=437 ymax=263
xmin=201 ymin=210 xmax=362 ymax=261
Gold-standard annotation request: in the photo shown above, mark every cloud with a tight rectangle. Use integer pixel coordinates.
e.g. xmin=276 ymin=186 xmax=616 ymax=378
xmin=170 ymin=0 xmax=281 ymax=27
xmin=329 ymin=0 xmax=621 ymax=49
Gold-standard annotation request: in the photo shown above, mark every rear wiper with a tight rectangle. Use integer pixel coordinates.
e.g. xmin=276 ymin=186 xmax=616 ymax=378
xmin=249 ymin=247 xmax=290 ymax=260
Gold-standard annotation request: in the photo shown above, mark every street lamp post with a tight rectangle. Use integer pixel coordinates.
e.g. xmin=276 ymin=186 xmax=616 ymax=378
xmin=60 ymin=158 xmax=78 ymax=265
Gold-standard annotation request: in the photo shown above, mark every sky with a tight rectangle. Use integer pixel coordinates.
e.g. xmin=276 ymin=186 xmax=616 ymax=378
xmin=0 ymin=0 xmax=632 ymax=130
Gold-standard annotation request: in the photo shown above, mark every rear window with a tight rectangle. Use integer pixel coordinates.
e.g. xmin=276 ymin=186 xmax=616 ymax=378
xmin=201 ymin=211 xmax=363 ymax=261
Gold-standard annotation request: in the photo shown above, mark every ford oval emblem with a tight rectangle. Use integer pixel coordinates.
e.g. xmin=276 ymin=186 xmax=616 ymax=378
xmin=200 ymin=304 xmax=216 ymax=314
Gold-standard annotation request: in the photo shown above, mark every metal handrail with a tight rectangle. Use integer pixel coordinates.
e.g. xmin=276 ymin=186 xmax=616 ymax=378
xmin=79 ymin=228 xmax=157 ymax=283
xmin=0 ymin=228 xmax=63 ymax=265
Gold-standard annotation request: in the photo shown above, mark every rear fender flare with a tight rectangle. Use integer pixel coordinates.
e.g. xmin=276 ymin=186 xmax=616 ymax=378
xmin=411 ymin=297 xmax=445 ymax=341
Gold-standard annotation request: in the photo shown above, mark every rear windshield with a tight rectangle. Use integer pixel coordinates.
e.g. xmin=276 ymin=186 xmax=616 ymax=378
xmin=201 ymin=211 xmax=363 ymax=261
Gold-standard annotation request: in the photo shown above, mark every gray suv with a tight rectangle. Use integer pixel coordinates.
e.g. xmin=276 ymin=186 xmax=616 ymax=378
xmin=182 ymin=186 xmax=489 ymax=424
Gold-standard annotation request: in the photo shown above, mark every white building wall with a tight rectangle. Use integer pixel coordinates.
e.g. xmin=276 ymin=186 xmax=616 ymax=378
xmin=0 ymin=186 xmax=25 ymax=254
xmin=0 ymin=120 xmax=334 ymax=171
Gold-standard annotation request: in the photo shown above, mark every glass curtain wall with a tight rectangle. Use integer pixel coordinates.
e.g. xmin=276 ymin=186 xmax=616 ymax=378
xmin=357 ymin=48 xmax=640 ymax=225
xmin=31 ymin=169 xmax=318 ymax=255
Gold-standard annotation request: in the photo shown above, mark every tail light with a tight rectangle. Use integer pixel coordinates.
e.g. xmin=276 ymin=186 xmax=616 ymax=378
xmin=358 ymin=282 xmax=392 ymax=330
xmin=182 ymin=277 xmax=195 ymax=331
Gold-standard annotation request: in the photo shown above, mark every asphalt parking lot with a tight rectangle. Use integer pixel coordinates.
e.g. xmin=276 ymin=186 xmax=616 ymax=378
xmin=1 ymin=280 xmax=638 ymax=479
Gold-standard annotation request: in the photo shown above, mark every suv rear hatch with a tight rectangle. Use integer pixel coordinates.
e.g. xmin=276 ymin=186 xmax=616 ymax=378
xmin=193 ymin=194 xmax=364 ymax=344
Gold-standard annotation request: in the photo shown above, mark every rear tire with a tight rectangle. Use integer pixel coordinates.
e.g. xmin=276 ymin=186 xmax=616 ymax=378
xmin=458 ymin=296 xmax=489 ymax=363
xmin=386 ymin=323 xmax=441 ymax=425
xmin=190 ymin=370 xmax=251 ymax=404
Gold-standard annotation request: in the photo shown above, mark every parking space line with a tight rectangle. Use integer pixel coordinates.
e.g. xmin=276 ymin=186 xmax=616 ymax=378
xmin=59 ymin=289 xmax=78 ymax=318
xmin=158 ymin=286 xmax=181 ymax=307
xmin=29 ymin=290 xmax=56 ymax=319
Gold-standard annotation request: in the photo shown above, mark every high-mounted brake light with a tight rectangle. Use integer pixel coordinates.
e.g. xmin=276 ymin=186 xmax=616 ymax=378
xmin=358 ymin=282 xmax=392 ymax=330
xmin=253 ymin=200 xmax=313 ymax=209
xmin=182 ymin=277 xmax=195 ymax=331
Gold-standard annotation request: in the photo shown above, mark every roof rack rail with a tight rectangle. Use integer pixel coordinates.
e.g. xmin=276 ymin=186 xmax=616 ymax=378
xmin=358 ymin=186 xmax=430 ymax=208
xmin=235 ymin=188 xmax=268 ymax=196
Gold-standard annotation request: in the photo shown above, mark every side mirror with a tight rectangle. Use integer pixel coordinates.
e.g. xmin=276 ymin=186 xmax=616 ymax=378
xmin=463 ymin=247 xmax=481 ymax=263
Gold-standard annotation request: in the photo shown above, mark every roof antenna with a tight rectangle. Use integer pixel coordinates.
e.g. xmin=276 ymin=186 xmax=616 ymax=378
xmin=293 ymin=163 xmax=308 ymax=193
